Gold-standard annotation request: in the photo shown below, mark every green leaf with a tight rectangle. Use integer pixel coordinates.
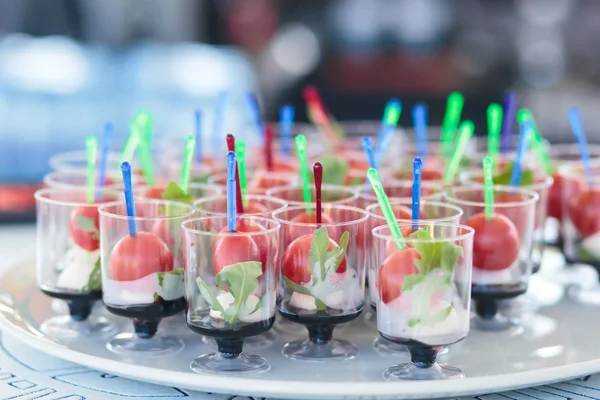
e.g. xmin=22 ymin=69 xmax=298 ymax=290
xmin=161 ymin=181 xmax=193 ymax=205
xmin=578 ymin=246 xmax=597 ymax=261
xmin=325 ymin=230 xmax=349 ymax=275
xmin=250 ymin=293 xmax=266 ymax=315
xmin=402 ymin=274 xmax=425 ymax=292
xmin=492 ymin=161 xmax=534 ymax=186
xmin=75 ymin=215 xmax=98 ymax=233
xmin=196 ymin=277 xmax=225 ymax=314
xmin=214 ymin=261 xmax=261 ymax=322
xmin=409 ymin=229 xmax=462 ymax=275
xmin=85 ymin=258 xmax=102 ymax=292
xmin=308 ymin=227 xmax=331 ymax=283
xmin=315 ymin=297 xmax=327 ymax=311
xmin=440 ymin=242 xmax=463 ymax=273
xmin=191 ymin=172 xmax=211 ymax=184
xmin=408 ymin=318 xmax=419 ymax=328
xmin=421 ymin=305 xmax=453 ymax=327
xmin=307 ymin=156 xmax=348 ymax=185
xmin=156 ymin=268 xmax=183 ymax=288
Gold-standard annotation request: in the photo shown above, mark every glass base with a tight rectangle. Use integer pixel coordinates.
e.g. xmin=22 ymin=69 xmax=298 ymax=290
xmin=383 ymin=362 xmax=464 ymax=381
xmin=473 ymin=313 xmax=521 ymax=333
xmin=569 ymin=285 xmax=600 ymax=306
xmin=372 ymin=337 xmax=409 ymax=358
xmin=275 ymin=318 xmax=349 ymax=335
xmin=40 ymin=315 xmax=116 ymax=339
xmin=282 ymin=338 xmax=358 ymax=361
xmin=107 ymin=332 xmax=184 ymax=356
xmin=244 ymin=330 xmax=278 ymax=350
xmin=190 ymin=352 xmax=270 ymax=375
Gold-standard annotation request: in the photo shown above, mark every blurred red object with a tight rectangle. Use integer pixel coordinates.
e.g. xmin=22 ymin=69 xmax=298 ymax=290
xmin=0 ymin=184 xmax=39 ymax=213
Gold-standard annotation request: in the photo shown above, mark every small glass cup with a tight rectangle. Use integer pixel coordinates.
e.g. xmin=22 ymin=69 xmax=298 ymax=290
xmin=209 ymin=171 xmax=300 ymax=195
xmin=34 ymin=187 xmax=121 ymax=339
xmin=266 ymin=184 xmax=359 ymax=208
xmin=43 ymin=170 xmax=140 ymax=190
xmin=182 ymin=216 xmax=280 ymax=375
xmin=372 ymin=222 xmax=473 ymax=380
xmin=194 ymin=194 xmax=287 ymax=218
xmin=134 ymin=182 xmax=222 ymax=202
xmin=49 ymin=150 xmax=121 ymax=174
xmin=98 ymin=200 xmax=194 ymax=356
xmin=445 ymin=185 xmax=538 ymax=331
xmin=272 ymin=205 xmax=368 ymax=361
xmin=357 ymin=180 xmax=443 ymax=209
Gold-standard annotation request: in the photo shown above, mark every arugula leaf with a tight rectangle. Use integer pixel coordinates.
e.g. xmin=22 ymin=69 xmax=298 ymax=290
xmin=191 ymin=172 xmax=211 ymax=184
xmin=325 ymin=231 xmax=349 ymax=276
xmin=196 ymin=277 xmax=225 ymax=314
xmin=156 ymin=268 xmax=183 ymax=287
xmin=85 ymin=258 xmax=102 ymax=292
xmin=161 ymin=181 xmax=193 ymax=205
xmin=402 ymin=274 xmax=425 ymax=292
xmin=492 ymin=161 xmax=534 ymax=186
xmin=308 ymin=156 xmax=348 ymax=185
xmin=410 ymin=229 xmax=442 ymax=274
xmin=75 ymin=215 xmax=98 ymax=233
xmin=308 ymin=227 xmax=349 ymax=283
xmin=440 ymin=242 xmax=464 ymax=273
xmin=214 ymin=261 xmax=262 ymax=323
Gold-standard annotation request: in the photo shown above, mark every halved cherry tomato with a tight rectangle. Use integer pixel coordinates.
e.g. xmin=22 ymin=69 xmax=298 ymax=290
xmin=282 ymin=234 xmax=346 ymax=284
xmin=110 ymin=232 xmax=173 ymax=281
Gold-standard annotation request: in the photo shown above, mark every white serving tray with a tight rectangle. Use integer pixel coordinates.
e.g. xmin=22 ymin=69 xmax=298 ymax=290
xmin=1 ymin=251 xmax=599 ymax=400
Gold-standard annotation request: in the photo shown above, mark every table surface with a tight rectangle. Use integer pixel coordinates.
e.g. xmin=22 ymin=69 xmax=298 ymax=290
xmin=1 ymin=224 xmax=600 ymax=400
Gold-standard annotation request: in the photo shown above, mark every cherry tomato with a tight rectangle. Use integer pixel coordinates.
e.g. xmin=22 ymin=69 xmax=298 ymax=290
xmin=287 ymin=212 xmax=338 ymax=245
xmin=260 ymin=160 xmax=297 ymax=173
xmin=395 ymin=166 xmax=443 ymax=182
xmin=212 ymin=234 xmax=261 ymax=276
xmin=151 ymin=220 xmax=174 ymax=246
xmin=378 ymin=247 xmax=421 ymax=304
xmin=142 ymin=186 xmax=165 ymax=200
xmin=110 ymin=232 xmax=173 ymax=281
xmin=243 ymin=201 xmax=269 ymax=215
xmin=465 ymin=212 xmax=520 ymax=271
xmin=218 ymin=220 xmax=270 ymax=272
xmin=282 ymin=234 xmax=347 ymax=284
xmin=568 ymin=187 xmax=600 ymax=237
xmin=69 ymin=206 xmax=100 ymax=251
xmin=251 ymin=175 xmax=289 ymax=192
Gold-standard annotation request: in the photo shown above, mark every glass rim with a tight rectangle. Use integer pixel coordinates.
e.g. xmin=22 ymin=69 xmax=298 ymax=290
xmin=266 ymin=183 xmax=359 ymax=202
xmin=209 ymin=170 xmax=298 ymax=180
xmin=193 ymin=194 xmax=287 ymax=215
xmin=366 ymin=200 xmax=464 ymax=222
xmin=558 ymin=162 xmax=600 ymax=180
xmin=34 ymin=187 xmax=122 ymax=207
xmin=272 ymin=204 xmax=368 ymax=227
xmin=49 ymin=149 xmax=120 ymax=169
xmin=372 ymin=222 xmax=475 ymax=243
xmin=459 ymin=168 xmax=554 ymax=191
xmin=98 ymin=199 xmax=194 ymax=221
xmin=357 ymin=179 xmax=442 ymax=199
xmin=444 ymin=185 xmax=539 ymax=208
xmin=133 ymin=182 xmax=223 ymax=193
xmin=550 ymin=143 xmax=600 ymax=156
xmin=181 ymin=215 xmax=281 ymax=237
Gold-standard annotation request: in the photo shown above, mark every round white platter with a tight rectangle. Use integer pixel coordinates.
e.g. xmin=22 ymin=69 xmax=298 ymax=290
xmin=1 ymin=251 xmax=599 ymax=400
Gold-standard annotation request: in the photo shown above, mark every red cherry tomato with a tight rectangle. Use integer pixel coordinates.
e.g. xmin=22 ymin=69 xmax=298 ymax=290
xmin=218 ymin=221 xmax=270 ymax=272
xmin=394 ymin=166 xmax=442 ymax=182
xmin=262 ymin=160 xmax=297 ymax=173
xmin=465 ymin=213 xmax=520 ymax=271
xmin=378 ymin=247 xmax=421 ymax=304
xmin=142 ymin=186 xmax=165 ymax=200
xmin=151 ymin=220 xmax=174 ymax=246
xmin=110 ymin=232 xmax=173 ymax=281
xmin=282 ymin=234 xmax=347 ymax=284
xmin=212 ymin=234 xmax=261 ymax=276
xmin=568 ymin=187 xmax=600 ymax=237
xmin=251 ymin=175 xmax=289 ymax=192
xmin=243 ymin=201 xmax=269 ymax=215
xmin=287 ymin=212 xmax=339 ymax=244
xmin=69 ymin=206 xmax=100 ymax=251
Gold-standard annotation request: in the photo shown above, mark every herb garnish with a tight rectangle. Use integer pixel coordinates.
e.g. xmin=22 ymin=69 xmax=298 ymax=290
xmin=493 ymin=161 xmax=534 ymax=186
xmin=75 ymin=216 xmax=99 ymax=239
xmin=83 ymin=258 xmax=102 ymax=292
xmin=161 ymin=181 xmax=193 ymax=205
xmin=308 ymin=156 xmax=348 ymax=186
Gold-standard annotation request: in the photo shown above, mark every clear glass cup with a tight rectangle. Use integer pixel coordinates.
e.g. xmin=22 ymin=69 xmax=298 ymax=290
xmin=133 ymin=182 xmax=222 ymax=202
xmin=445 ymin=185 xmax=538 ymax=331
xmin=459 ymin=169 xmax=553 ymax=274
xmin=194 ymin=194 xmax=287 ymax=218
xmin=161 ymin=158 xmax=227 ymax=185
xmin=372 ymin=222 xmax=473 ymax=380
xmin=182 ymin=216 xmax=280 ymax=375
xmin=98 ymin=199 xmax=194 ymax=356
xmin=209 ymin=171 xmax=300 ymax=195
xmin=357 ymin=179 xmax=443 ymax=209
xmin=266 ymin=184 xmax=359 ymax=208
xmin=272 ymin=205 xmax=368 ymax=361
xmin=469 ymin=134 xmax=550 ymax=170
xmin=43 ymin=170 xmax=140 ymax=190
xmin=34 ymin=187 xmax=121 ymax=339
xmin=546 ymin=144 xmax=600 ymax=248
xmin=49 ymin=150 xmax=121 ymax=174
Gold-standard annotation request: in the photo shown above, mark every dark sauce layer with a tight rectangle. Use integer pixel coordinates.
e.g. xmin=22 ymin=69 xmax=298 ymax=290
xmin=378 ymin=334 xmax=464 ymax=368
xmin=187 ymin=316 xmax=275 ymax=339
xmin=105 ymin=297 xmax=186 ymax=319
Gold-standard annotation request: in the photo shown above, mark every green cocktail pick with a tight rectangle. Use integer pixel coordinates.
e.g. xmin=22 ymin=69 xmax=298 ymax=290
xmin=235 ymin=140 xmax=248 ymax=207
xmin=136 ymin=112 xmax=156 ymax=185
xmin=180 ymin=135 xmax=196 ymax=195
xmin=482 ymin=156 xmax=495 ymax=220
xmin=86 ymin=136 xmax=98 ymax=203
xmin=441 ymin=92 xmax=464 ymax=159
xmin=443 ymin=120 xmax=474 ymax=183
xmin=295 ymin=134 xmax=312 ymax=213
xmin=516 ymin=108 xmax=553 ymax=175
xmin=367 ymin=168 xmax=406 ymax=249
xmin=487 ymin=103 xmax=503 ymax=164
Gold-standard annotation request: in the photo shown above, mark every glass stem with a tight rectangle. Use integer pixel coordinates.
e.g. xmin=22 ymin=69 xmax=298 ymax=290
xmin=67 ymin=300 xmax=93 ymax=321
xmin=476 ymin=298 xmax=498 ymax=320
xmin=133 ymin=318 xmax=160 ymax=339
xmin=216 ymin=338 xmax=245 ymax=359
xmin=407 ymin=345 xmax=440 ymax=369
xmin=307 ymin=325 xmax=334 ymax=345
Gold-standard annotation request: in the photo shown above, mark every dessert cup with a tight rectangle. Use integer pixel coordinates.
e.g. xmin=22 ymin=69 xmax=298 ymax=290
xmin=445 ymin=185 xmax=538 ymax=331
xmin=182 ymin=216 xmax=280 ymax=375
xmin=357 ymin=179 xmax=443 ymax=209
xmin=98 ymin=200 xmax=194 ymax=356
xmin=272 ymin=205 xmax=368 ymax=361
xmin=266 ymin=184 xmax=359 ymax=208
xmin=372 ymin=222 xmax=473 ymax=380
xmin=43 ymin=170 xmax=140 ymax=190
xmin=49 ymin=150 xmax=121 ymax=174
xmin=35 ymin=187 xmax=121 ymax=339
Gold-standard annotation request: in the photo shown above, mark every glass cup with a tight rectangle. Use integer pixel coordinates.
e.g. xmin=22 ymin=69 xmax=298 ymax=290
xmin=209 ymin=171 xmax=300 ymax=195
xmin=445 ymin=185 xmax=538 ymax=331
xmin=272 ymin=205 xmax=368 ymax=361
xmin=182 ymin=216 xmax=280 ymax=375
xmin=98 ymin=200 xmax=194 ymax=356
xmin=49 ymin=150 xmax=121 ymax=174
xmin=34 ymin=187 xmax=121 ymax=339
xmin=372 ymin=222 xmax=473 ymax=380
xmin=357 ymin=179 xmax=443 ymax=210
xmin=546 ymin=144 xmax=600 ymax=248
xmin=134 ymin=182 xmax=222 ymax=202
xmin=459 ymin=169 xmax=553 ymax=274
xmin=266 ymin=184 xmax=359 ymax=208
xmin=43 ymin=170 xmax=139 ymax=190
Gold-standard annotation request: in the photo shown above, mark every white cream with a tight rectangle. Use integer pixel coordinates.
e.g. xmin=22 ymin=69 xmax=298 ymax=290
xmin=290 ymin=292 xmax=317 ymax=311
xmin=289 ymin=267 xmax=362 ymax=311
xmin=471 ymin=266 xmax=515 ymax=285
xmin=209 ymin=291 xmax=275 ymax=322
xmin=103 ymin=271 xmax=184 ymax=306
xmin=55 ymin=247 xmax=99 ymax=291
xmin=581 ymin=232 xmax=600 ymax=260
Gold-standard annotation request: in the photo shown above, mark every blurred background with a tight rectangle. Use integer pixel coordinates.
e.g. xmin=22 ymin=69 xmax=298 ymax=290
xmin=0 ymin=0 xmax=598 ymax=209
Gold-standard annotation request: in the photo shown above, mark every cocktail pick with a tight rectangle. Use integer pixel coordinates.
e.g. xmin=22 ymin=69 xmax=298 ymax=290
xmin=212 ymin=91 xmax=228 ymax=154
xmin=194 ymin=110 xmax=202 ymax=165
xmin=568 ymin=107 xmax=595 ymax=186
xmin=441 ymin=92 xmax=464 ymax=158
xmin=265 ymin=124 xmax=274 ymax=171
xmin=295 ymin=134 xmax=312 ymax=212
xmin=180 ymin=135 xmax=196 ymax=195
xmin=120 ymin=112 xmax=145 ymax=165
xmin=367 ymin=168 xmax=406 ymax=249
xmin=443 ymin=120 xmax=474 ymax=183
xmin=235 ymin=140 xmax=248 ymax=207
xmin=86 ymin=136 xmax=98 ymax=203
xmin=482 ymin=156 xmax=495 ymax=220
xmin=121 ymin=161 xmax=137 ymax=236
xmin=500 ymin=92 xmax=517 ymax=154
xmin=487 ymin=103 xmax=503 ymax=164
xmin=516 ymin=108 xmax=553 ymax=175
xmin=226 ymin=151 xmax=237 ymax=232
xmin=280 ymin=104 xmax=295 ymax=159
xmin=412 ymin=103 xmax=428 ymax=160
xmin=375 ymin=99 xmax=402 ymax=167
xmin=97 ymin=122 xmax=113 ymax=191
xmin=137 ymin=111 xmax=156 ymax=186
xmin=412 ymin=157 xmax=422 ymax=230
xmin=247 ymin=92 xmax=265 ymax=139
xmin=226 ymin=134 xmax=244 ymax=213
xmin=361 ymin=137 xmax=376 ymax=169
xmin=303 ymin=85 xmax=337 ymax=143
xmin=510 ymin=120 xmax=532 ymax=186
xmin=314 ymin=162 xmax=323 ymax=225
